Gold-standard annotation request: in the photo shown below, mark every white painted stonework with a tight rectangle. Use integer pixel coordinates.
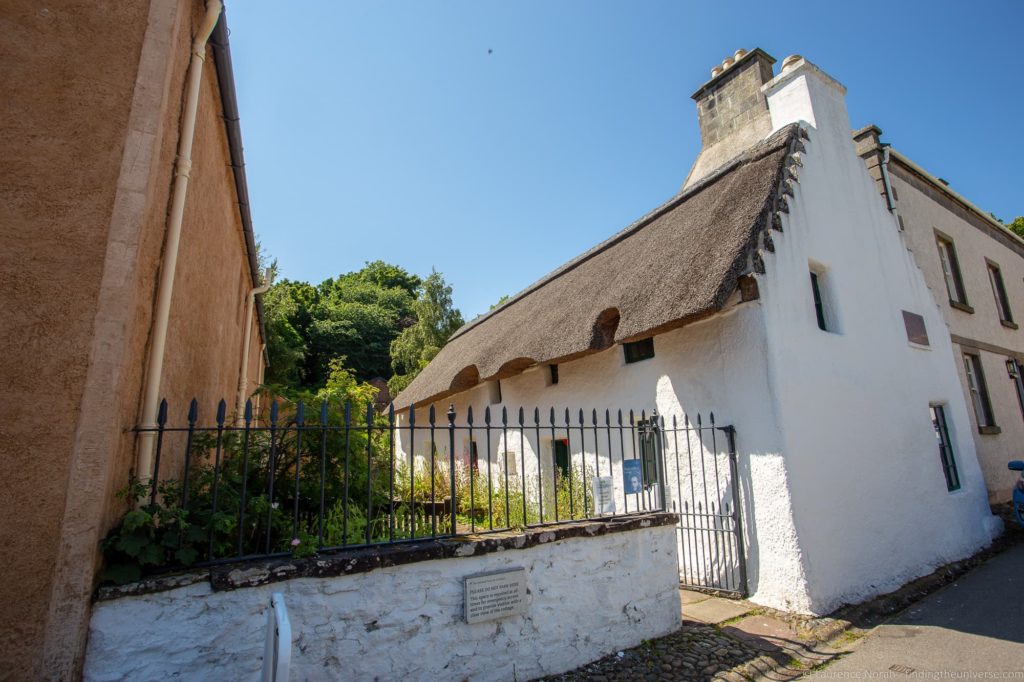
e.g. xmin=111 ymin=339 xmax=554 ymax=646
xmin=759 ymin=58 xmax=999 ymax=611
xmin=393 ymin=56 xmax=1001 ymax=616
xmin=84 ymin=525 xmax=680 ymax=681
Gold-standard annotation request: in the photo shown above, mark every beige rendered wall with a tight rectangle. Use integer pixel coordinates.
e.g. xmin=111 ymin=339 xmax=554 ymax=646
xmin=890 ymin=165 xmax=1024 ymax=502
xmin=0 ymin=1 xmax=266 ymax=678
xmin=0 ymin=2 xmax=153 ymax=678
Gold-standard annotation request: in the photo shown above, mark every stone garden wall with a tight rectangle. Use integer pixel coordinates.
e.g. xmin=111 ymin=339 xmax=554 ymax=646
xmin=84 ymin=514 xmax=680 ymax=681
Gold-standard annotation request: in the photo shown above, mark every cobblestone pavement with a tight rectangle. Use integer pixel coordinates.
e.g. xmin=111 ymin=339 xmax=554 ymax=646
xmin=542 ymin=619 xmax=807 ymax=682
xmin=545 ymin=514 xmax=1024 ymax=682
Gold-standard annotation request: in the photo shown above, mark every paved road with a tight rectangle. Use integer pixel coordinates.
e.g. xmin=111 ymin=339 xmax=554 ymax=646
xmin=809 ymin=543 xmax=1024 ymax=678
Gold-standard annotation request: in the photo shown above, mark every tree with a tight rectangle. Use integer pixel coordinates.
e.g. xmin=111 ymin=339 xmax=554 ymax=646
xmin=1008 ymin=216 xmax=1024 ymax=240
xmin=388 ymin=270 xmax=464 ymax=396
xmin=262 ymin=279 xmax=313 ymax=387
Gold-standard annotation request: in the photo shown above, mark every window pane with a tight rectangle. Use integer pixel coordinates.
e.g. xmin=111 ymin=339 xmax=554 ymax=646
xmin=963 ymin=353 xmax=996 ymax=428
xmin=988 ymin=264 xmax=1014 ymax=323
xmin=624 ymin=338 xmax=655 ymax=364
xmin=936 ymin=238 xmax=967 ymax=304
xmin=930 ymin=405 xmax=960 ymax=491
xmin=810 ymin=272 xmax=827 ymax=331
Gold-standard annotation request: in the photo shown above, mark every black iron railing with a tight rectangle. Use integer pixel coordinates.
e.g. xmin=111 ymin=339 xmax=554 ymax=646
xmin=127 ymin=398 xmax=672 ymax=572
xmin=662 ymin=413 xmax=747 ymax=596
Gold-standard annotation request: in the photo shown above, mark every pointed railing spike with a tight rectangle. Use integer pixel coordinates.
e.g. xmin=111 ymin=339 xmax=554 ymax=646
xmin=484 ymin=405 xmax=491 ymax=424
xmin=243 ymin=398 xmax=252 ymax=423
xmin=296 ymin=401 xmax=305 ymax=424
xmin=549 ymin=407 xmax=556 ymax=426
xmin=269 ymin=400 xmax=279 ymax=425
xmin=321 ymin=400 xmax=329 ymax=423
xmin=428 ymin=404 xmax=436 ymax=425
xmin=188 ymin=398 xmax=198 ymax=424
xmin=389 ymin=403 xmax=396 ymax=425
xmin=501 ymin=406 xmax=508 ymax=425
xmin=343 ymin=401 xmax=351 ymax=426
xmin=467 ymin=405 xmax=474 ymax=425
xmin=158 ymin=399 xmax=168 ymax=425
xmin=518 ymin=407 xmax=524 ymax=426
xmin=533 ymin=407 xmax=540 ymax=425
xmin=216 ymin=399 xmax=226 ymax=425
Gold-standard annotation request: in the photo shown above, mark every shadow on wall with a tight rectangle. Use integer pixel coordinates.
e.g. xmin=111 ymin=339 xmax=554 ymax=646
xmin=653 ymin=381 xmax=754 ymax=597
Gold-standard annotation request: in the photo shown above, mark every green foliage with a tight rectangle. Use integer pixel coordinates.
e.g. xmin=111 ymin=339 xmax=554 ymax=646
xmin=261 ymin=262 xmax=458 ymax=395
xmin=1007 ymin=216 xmax=1024 ymax=240
xmin=388 ymin=269 xmax=465 ymax=395
xmin=101 ymin=376 xmax=392 ymax=584
xmin=489 ymin=294 xmax=511 ymax=311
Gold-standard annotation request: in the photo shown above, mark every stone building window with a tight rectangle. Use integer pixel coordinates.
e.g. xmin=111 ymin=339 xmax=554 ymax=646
xmin=935 ymin=233 xmax=971 ymax=311
xmin=986 ymin=260 xmax=1015 ymax=327
xmin=963 ymin=352 xmax=998 ymax=433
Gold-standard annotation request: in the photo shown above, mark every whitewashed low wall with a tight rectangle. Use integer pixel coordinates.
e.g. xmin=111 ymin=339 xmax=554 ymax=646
xmin=85 ymin=517 xmax=680 ymax=681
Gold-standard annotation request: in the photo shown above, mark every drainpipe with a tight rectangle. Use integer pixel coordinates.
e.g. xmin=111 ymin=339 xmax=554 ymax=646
xmin=136 ymin=0 xmax=224 ymax=485
xmin=236 ymin=271 xmax=272 ymax=426
xmin=879 ymin=145 xmax=897 ymax=214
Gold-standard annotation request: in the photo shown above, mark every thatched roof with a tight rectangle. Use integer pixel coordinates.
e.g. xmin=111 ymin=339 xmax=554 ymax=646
xmin=395 ymin=125 xmax=803 ymax=408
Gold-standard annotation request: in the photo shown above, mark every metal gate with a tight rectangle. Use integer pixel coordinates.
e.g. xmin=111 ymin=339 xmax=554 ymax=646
xmin=656 ymin=413 xmax=747 ymax=596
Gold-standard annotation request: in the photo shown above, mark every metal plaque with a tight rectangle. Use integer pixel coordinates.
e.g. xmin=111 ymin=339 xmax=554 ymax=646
xmin=463 ymin=568 xmax=527 ymax=624
xmin=593 ymin=475 xmax=615 ymax=515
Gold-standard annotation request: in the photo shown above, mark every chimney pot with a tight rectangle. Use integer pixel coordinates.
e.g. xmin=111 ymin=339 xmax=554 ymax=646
xmin=782 ymin=54 xmax=803 ymax=71
xmin=722 ymin=56 xmax=734 ymax=69
xmin=711 ymin=65 xmax=724 ymax=77
xmin=734 ymin=48 xmax=747 ymax=61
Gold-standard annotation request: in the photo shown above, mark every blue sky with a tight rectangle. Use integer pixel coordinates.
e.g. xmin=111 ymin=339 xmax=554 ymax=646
xmin=228 ymin=1 xmax=1023 ymax=319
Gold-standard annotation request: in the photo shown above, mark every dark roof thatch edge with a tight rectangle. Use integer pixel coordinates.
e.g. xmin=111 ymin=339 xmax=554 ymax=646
xmin=451 ymin=124 xmax=804 ymax=343
xmin=709 ymin=125 xmax=808 ymax=310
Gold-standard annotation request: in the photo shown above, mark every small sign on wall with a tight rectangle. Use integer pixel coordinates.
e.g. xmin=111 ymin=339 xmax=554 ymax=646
xmin=464 ymin=568 xmax=527 ymax=624
xmin=593 ymin=476 xmax=615 ymax=515
xmin=622 ymin=459 xmax=643 ymax=494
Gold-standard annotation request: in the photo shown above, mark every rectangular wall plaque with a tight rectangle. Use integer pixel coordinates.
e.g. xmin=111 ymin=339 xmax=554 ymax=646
xmin=593 ymin=475 xmax=615 ymax=515
xmin=463 ymin=568 xmax=527 ymax=624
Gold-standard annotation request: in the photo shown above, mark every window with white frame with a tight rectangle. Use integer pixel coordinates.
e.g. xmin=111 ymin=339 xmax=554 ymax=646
xmin=963 ymin=352 xmax=997 ymax=432
xmin=987 ymin=261 xmax=1015 ymax=326
xmin=935 ymin=233 xmax=970 ymax=309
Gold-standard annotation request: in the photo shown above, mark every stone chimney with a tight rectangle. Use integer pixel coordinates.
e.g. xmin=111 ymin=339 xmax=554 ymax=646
xmin=683 ymin=48 xmax=777 ymax=189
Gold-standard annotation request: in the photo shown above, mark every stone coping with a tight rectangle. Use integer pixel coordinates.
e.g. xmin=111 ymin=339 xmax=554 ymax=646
xmin=95 ymin=512 xmax=677 ymax=602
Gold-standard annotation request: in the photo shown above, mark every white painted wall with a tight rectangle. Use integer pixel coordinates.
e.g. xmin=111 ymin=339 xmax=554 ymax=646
xmin=758 ymin=58 xmax=1000 ymax=612
xmin=397 ymin=303 xmax=814 ymax=613
xmin=84 ymin=524 xmax=680 ymax=681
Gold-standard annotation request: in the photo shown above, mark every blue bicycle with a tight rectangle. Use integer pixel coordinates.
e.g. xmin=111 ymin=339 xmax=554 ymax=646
xmin=1009 ymin=460 xmax=1024 ymax=528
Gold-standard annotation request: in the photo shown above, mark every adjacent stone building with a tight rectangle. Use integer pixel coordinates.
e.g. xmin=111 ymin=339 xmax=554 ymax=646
xmin=0 ymin=1 xmax=266 ymax=678
xmin=856 ymin=128 xmax=1024 ymax=503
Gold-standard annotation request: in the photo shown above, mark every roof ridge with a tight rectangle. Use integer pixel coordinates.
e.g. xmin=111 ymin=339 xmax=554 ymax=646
xmin=450 ymin=124 xmax=802 ymax=342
